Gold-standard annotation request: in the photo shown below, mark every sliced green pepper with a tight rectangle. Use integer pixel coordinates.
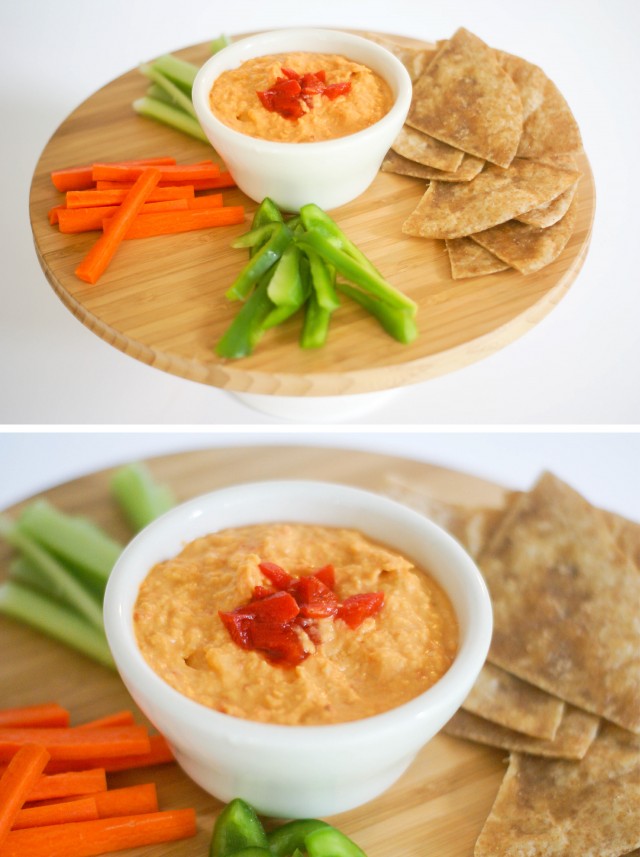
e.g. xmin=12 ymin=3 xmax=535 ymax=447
xmin=300 ymin=291 xmax=332 ymax=349
xmin=226 ymin=224 xmax=292 ymax=301
xmin=304 ymin=826 xmax=368 ymax=857
xmin=224 ymin=850 xmax=271 ymax=857
xmin=263 ymin=253 xmax=311 ymax=330
xmin=209 ymin=798 xmax=269 ymax=857
xmin=251 ymin=197 xmax=285 ymax=230
xmin=298 ymin=203 xmax=380 ymax=276
xmin=304 ymin=246 xmax=340 ymax=312
xmin=297 ymin=229 xmax=417 ymax=315
xmin=232 ymin=222 xmax=279 ymax=251
xmin=338 ymin=282 xmax=418 ymax=344
xmin=216 ymin=273 xmax=275 ymax=358
xmin=267 ymin=818 xmax=330 ymax=856
xmin=267 ymin=243 xmax=304 ymax=307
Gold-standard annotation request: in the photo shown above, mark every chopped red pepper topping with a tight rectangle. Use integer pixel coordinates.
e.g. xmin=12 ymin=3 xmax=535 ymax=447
xmin=256 ymin=67 xmax=352 ymax=121
xmin=219 ymin=561 xmax=384 ymax=667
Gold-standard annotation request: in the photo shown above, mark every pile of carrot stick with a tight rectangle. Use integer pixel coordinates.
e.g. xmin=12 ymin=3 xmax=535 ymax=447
xmin=0 ymin=701 xmax=196 ymax=857
xmin=48 ymin=156 xmax=246 ymax=284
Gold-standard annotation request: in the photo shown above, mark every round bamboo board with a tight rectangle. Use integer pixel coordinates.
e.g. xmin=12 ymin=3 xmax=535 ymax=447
xmin=29 ymin=36 xmax=596 ymax=397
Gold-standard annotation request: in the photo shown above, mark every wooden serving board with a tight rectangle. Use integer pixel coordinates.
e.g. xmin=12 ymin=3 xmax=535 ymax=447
xmin=28 ymin=35 xmax=596 ymax=397
xmin=0 ymin=446 xmax=509 ymax=856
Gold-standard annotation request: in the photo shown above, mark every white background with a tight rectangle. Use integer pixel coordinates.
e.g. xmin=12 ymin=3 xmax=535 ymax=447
xmin=1 ymin=431 xmax=638 ymax=521
xmin=1 ymin=0 xmax=639 ymax=425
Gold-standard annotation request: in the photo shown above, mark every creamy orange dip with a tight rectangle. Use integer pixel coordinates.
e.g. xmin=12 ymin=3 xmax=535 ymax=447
xmin=133 ymin=523 xmax=458 ymax=725
xmin=209 ymin=52 xmax=394 ymax=143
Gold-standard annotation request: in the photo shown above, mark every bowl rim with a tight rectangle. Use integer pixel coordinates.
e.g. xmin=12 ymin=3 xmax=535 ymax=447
xmin=191 ymin=27 xmax=413 ymax=154
xmin=104 ymin=479 xmax=492 ymax=746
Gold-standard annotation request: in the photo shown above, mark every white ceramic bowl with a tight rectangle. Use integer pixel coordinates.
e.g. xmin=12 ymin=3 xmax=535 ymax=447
xmin=192 ymin=28 xmax=412 ymax=211
xmin=104 ymin=480 xmax=492 ymax=818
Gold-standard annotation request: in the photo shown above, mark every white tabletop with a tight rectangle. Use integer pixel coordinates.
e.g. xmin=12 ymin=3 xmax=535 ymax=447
xmin=2 ymin=0 xmax=639 ymax=425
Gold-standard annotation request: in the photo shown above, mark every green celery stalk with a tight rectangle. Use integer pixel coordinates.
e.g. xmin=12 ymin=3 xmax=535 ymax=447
xmin=18 ymin=499 xmax=122 ymax=586
xmin=110 ymin=463 xmax=175 ymax=532
xmin=133 ymin=96 xmax=209 ymax=142
xmin=150 ymin=53 xmax=199 ymax=94
xmin=211 ymin=34 xmax=231 ymax=54
xmin=0 ymin=514 xmax=104 ymax=629
xmin=0 ymin=581 xmax=115 ymax=670
xmin=145 ymin=82 xmax=176 ymax=105
xmin=140 ymin=62 xmax=198 ymax=118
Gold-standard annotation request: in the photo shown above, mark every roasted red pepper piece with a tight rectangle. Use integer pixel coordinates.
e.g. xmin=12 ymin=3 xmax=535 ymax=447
xmin=257 ymin=67 xmax=351 ymax=120
xmin=291 ymin=575 xmax=339 ymax=619
xmin=259 ymin=561 xmax=294 ymax=590
xmin=311 ymin=564 xmax=335 ymax=590
xmin=337 ymin=592 xmax=385 ymax=629
xmin=323 ymin=81 xmax=352 ymax=100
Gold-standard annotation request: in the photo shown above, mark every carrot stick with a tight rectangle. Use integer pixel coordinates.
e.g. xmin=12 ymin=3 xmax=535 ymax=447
xmin=25 ymin=769 xmax=107 ymax=802
xmin=12 ymin=797 xmax=98 ymax=830
xmin=104 ymin=205 xmax=245 ymax=238
xmin=59 ymin=199 xmax=188 ymax=233
xmin=158 ymin=173 xmax=237 ymax=190
xmin=66 ymin=185 xmax=194 ymax=208
xmin=0 ymin=704 xmax=69 ymax=729
xmin=187 ymin=193 xmax=223 ymax=209
xmin=94 ymin=783 xmax=158 ymax=818
xmin=75 ymin=712 xmax=135 ymax=730
xmin=0 ymin=744 xmax=50 ymax=847
xmin=48 ymin=205 xmax=67 ymax=225
xmin=43 ymin=734 xmax=174 ymax=773
xmin=50 ymin=158 xmax=177 ymax=192
xmin=0 ymin=726 xmax=151 ymax=762
xmin=92 ymin=162 xmax=220 ymax=182
xmin=75 ymin=168 xmax=161 ymax=284
xmin=0 ymin=808 xmax=197 ymax=857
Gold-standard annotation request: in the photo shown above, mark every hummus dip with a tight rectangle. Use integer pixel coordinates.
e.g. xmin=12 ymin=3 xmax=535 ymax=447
xmin=134 ymin=523 xmax=458 ymax=725
xmin=209 ymin=52 xmax=394 ymax=143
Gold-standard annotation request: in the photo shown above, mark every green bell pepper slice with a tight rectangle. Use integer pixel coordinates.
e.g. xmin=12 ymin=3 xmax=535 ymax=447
xmin=267 ymin=243 xmax=304 ymax=307
xmin=304 ymin=826 xmax=368 ymax=857
xmin=224 ymin=850 xmax=271 ymax=857
xmin=209 ymin=798 xmax=269 ymax=857
xmin=226 ymin=224 xmax=292 ymax=301
xmin=267 ymin=818 xmax=330 ymax=856
xmin=251 ymin=197 xmax=285 ymax=230
xmin=300 ymin=291 xmax=332 ymax=349
xmin=338 ymin=282 xmax=418 ymax=344
xmin=298 ymin=203 xmax=380 ymax=276
xmin=303 ymin=245 xmax=340 ymax=312
xmin=216 ymin=272 xmax=275 ymax=358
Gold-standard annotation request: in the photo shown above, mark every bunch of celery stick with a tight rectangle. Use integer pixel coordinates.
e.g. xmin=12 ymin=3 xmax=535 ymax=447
xmin=133 ymin=35 xmax=230 ymax=142
xmin=0 ymin=464 xmax=175 ymax=669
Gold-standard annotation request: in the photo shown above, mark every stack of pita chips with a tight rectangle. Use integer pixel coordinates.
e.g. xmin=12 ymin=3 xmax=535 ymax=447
xmin=377 ymin=28 xmax=584 ymax=279
xmin=384 ymin=471 xmax=640 ymax=857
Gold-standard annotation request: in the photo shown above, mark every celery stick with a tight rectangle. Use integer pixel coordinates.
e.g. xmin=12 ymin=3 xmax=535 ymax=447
xmin=211 ymin=34 xmax=230 ymax=54
xmin=0 ymin=581 xmax=115 ymax=670
xmin=133 ymin=96 xmax=209 ymax=142
xmin=17 ymin=499 xmax=122 ymax=585
xmin=140 ymin=62 xmax=197 ymax=118
xmin=110 ymin=462 xmax=175 ymax=532
xmin=146 ymin=82 xmax=177 ymax=105
xmin=151 ymin=53 xmax=199 ymax=93
xmin=0 ymin=514 xmax=103 ymax=629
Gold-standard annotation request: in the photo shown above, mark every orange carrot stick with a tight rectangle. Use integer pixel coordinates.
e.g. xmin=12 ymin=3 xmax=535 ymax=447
xmin=94 ymin=783 xmax=158 ymax=818
xmin=75 ymin=712 xmax=135 ymax=730
xmin=66 ymin=185 xmax=194 ymax=208
xmin=75 ymin=168 xmax=161 ymax=284
xmin=50 ymin=158 xmax=177 ymax=192
xmin=0 ymin=808 xmax=197 ymax=857
xmin=48 ymin=205 xmax=67 ymax=225
xmin=0 ymin=744 xmax=50 ymax=847
xmin=0 ymin=705 xmax=69 ymax=730
xmin=0 ymin=726 xmax=151 ymax=762
xmin=43 ymin=734 xmax=174 ymax=774
xmin=25 ymin=769 xmax=107 ymax=802
xmin=12 ymin=797 xmax=98 ymax=830
xmin=92 ymin=162 xmax=220 ymax=183
xmin=58 ymin=199 xmax=188 ymax=233
xmin=158 ymin=172 xmax=237 ymax=190
xmin=187 ymin=193 xmax=224 ymax=209
xmin=104 ymin=205 xmax=246 ymax=238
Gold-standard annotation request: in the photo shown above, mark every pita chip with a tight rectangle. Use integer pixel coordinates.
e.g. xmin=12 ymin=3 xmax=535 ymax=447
xmin=495 ymin=50 xmax=547 ymax=120
xmin=446 ymin=237 xmax=510 ymax=278
xmin=391 ymin=124 xmax=465 ymax=172
xmin=517 ymin=75 xmax=583 ymax=160
xmin=408 ymin=28 xmax=523 ymax=168
xmin=445 ymin=704 xmax=599 ymax=760
xmin=382 ymin=149 xmax=485 ymax=182
xmin=470 ymin=196 xmax=578 ymax=274
xmin=402 ymin=159 xmax=580 ymax=239
xmin=475 ymin=723 xmax=640 ymax=857
xmin=480 ymin=472 xmax=640 ymax=734
xmin=361 ymin=33 xmax=437 ymax=81
xmin=515 ymin=180 xmax=579 ymax=228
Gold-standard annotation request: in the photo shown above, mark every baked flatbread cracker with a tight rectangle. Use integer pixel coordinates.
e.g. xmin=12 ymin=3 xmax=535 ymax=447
xmin=495 ymin=50 xmax=547 ymax=120
xmin=445 ymin=704 xmax=599 ymax=760
xmin=481 ymin=472 xmax=640 ymax=734
xmin=382 ymin=149 xmax=485 ymax=182
xmin=361 ymin=33 xmax=437 ymax=81
xmin=407 ymin=28 xmax=523 ymax=168
xmin=446 ymin=237 xmax=510 ymax=279
xmin=391 ymin=125 xmax=465 ymax=172
xmin=515 ymin=180 xmax=579 ymax=228
xmin=402 ymin=159 xmax=580 ymax=239
xmin=517 ymin=75 xmax=583 ymax=159
xmin=470 ymin=196 xmax=578 ymax=274
xmin=475 ymin=722 xmax=640 ymax=857
xmin=463 ymin=662 xmax=565 ymax=739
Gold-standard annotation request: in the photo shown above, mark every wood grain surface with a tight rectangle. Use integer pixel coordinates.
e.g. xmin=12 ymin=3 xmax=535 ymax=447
xmin=0 ymin=446 xmax=510 ymax=857
xmin=28 ymin=35 xmax=596 ymax=397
